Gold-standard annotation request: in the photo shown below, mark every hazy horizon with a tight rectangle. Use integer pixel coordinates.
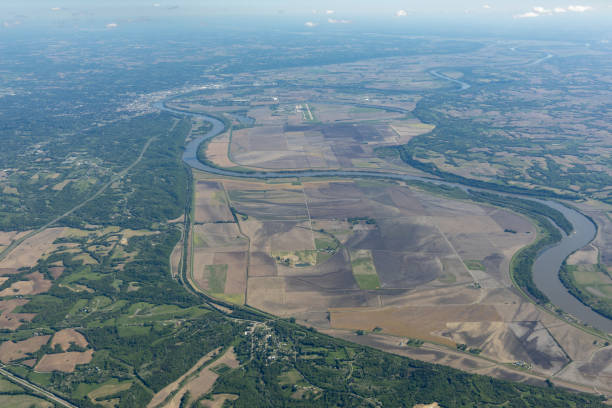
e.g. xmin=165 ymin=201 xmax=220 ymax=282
xmin=2 ymin=0 xmax=611 ymax=41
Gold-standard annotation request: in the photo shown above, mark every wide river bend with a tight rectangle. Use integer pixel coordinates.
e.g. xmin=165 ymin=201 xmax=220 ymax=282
xmin=157 ymin=102 xmax=611 ymax=334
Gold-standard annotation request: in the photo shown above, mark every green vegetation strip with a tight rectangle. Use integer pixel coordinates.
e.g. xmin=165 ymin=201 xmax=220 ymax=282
xmin=354 ymin=274 xmax=381 ymax=290
xmin=207 ymin=319 xmax=605 ymax=407
xmin=206 ymin=264 xmax=228 ymax=294
xmin=468 ymin=191 xmax=565 ymax=304
xmin=560 ymin=263 xmax=612 ymax=321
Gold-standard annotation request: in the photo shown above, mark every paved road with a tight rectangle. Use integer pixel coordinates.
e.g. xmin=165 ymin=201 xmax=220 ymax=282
xmin=0 ymin=365 xmax=78 ymax=408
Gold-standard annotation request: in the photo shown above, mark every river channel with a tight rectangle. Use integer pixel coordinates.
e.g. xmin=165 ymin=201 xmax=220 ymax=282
xmin=156 ymin=99 xmax=611 ymax=334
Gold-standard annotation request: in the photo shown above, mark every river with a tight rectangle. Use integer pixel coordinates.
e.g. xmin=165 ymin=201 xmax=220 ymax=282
xmin=428 ymin=70 xmax=471 ymax=91
xmin=157 ymin=98 xmax=611 ymax=334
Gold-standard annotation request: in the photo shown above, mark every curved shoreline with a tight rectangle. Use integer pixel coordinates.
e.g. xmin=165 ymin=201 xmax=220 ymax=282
xmin=158 ymin=100 xmax=611 ymax=334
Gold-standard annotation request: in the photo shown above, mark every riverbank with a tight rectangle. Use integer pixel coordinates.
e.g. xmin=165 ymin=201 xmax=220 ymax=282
xmin=157 ymin=99 xmax=610 ymax=335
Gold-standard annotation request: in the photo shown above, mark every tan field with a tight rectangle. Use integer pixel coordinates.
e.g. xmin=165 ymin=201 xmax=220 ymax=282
xmin=201 ymin=394 xmax=239 ymax=408
xmin=50 ymin=328 xmax=89 ymax=351
xmin=35 ymin=349 xmax=94 ymax=373
xmin=308 ymin=103 xmax=403 ymax=123
xmin=0 ymin=228 xmax=65 ymax=270
xmin=48 ymin=266 xmax=64 ymax=279
xmin=206 ymin=133 xmax=236 ymax=169
xmin=390 ymin=120 xmax=435 ymax=144
xmin=218 ymin=109 xmax=436 ymax=172
xmin=193 ymin=223 xmax=246 ymax=252
xmin=51 ymin=179 xmax=72 ymax=191
xmin=214 ymin=252 xmax=246 ymax=295
xmin=331 ymin=305 xmax=500 ymax=347
xmin=0 ymin=335 xmax=51 ymax=363
xmin=0 ymin=272 xmax=52 ymax=297
xmin=87 ymin=381 xmax=132 ymax=406
xmin=147 ymin=348 xmax=220 ymax=408
xmin=193 ymin=253 xmax=215 ymax=291
xmin=179 ymin=100 xmax=437 ymax=175
xmin=0 ymin=230 xmax=31 ymax=246
xmin=170 ymin=239 xmax=183 ymax=278
xmin=165 ymin=347 xmax=240 ymax=408
xmin=248 ymin=106 xmax=286 ymax=126
xmin=194 ymin=180 xmax=233 ymax=223
xmin=22 ymin=358 xmax=36 ymax=367
xmin=0 ymin=299 xmax=36 ymax=331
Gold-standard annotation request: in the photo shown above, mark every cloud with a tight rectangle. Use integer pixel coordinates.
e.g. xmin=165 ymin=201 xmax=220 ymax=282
xmin=396 ymin=9 xmax=408 ymax=17
xmin=567 ymin=5 xmax=592 ymax=12
xmin=533 ymin=6 xmax=552 ymax=14
xmin=51 ymin=7 xmax=62 ymax=11
xmin=153 ymin=3 xmax=161 ymax=7
xmin=515 ymin=11 xmax=540 ymax=18
xmin=328 ymin=18 xmax=350 ymax=24
xmin=515 ymin=4 xmax=592 ymax=18
xmin=326 ymin=10 xmax=335 ymax=14
xmin=483 ymin=4 xmax=491 ymax=9
xmin=304 ymin=21 xmax=318 ymax=27
xmin=106 ymin=22 xmax=118 ymax=28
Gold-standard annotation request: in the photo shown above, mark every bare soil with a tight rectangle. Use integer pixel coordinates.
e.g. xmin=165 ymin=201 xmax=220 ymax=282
xmin=0 ymin=228 xmax=65 ymax=269
xmin=147 ymin=348 xmax=219 ymax=408
xmin=0 ymin=335 xmax=51 ymax=363
xmin=0 ymin=272 xmax=52 ymax=297
xmin=35 ymin=349 xmax=93 ymax=372
xmin=213 ymin=252 xmax=247 ymax=295
xmin=0 ymin=299 xmax=36 ymax=331
xmin=51 ymin=328 xmax=89 ymax=351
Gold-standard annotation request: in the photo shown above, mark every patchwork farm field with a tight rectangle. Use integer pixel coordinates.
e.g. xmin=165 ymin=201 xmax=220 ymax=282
xmin=192 ymin=100 xmax=433 ymax=174
xmin=190 ymin=173 xmax=611 ymax=386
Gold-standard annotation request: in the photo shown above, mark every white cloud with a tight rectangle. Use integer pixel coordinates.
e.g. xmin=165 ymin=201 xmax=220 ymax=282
xmin=106 ymin=22 xmax=118 ymax=28
xmin=483 ymin=4 xmax=491 ymax=9
xmin=326 ymin=10 xmax=335 ymax=14
xmin=396 ymin=9 xmax=408 ymax=17
xmin=153 ymin=3 xmax=161 ymax=7
xmin=515 ymin=4 xmax=593 ymax=19
xmin=533 ymin=6 xmax=552 ymax=14
xmin=304 ymin=21 xmax=318 ymax=27
xmin=51 ymin=7 xmax=61 ymax=11
xmin=567 ymin=5 xmax=592 ymax=12
xmin=328 ymin=18 xmax=350 ymax=24
xmin=515 ymin=11 xmax=540 ymax=18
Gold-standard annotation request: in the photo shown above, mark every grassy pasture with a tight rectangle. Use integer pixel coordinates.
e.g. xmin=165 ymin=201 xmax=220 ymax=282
xmin=0 ymin=378 xmax=24 ymax=392
xmin=350 ymin=249 xmax=380 ymax=289
xmin=465 ymin=260 xmax=485 ymax=271
xmin=0 ymin=394 xmax=52 ymax=408
xmin=567 ymin=264 xmax=612 ymax=306
xmin=205 ymin=264 xmax=228 ymax=294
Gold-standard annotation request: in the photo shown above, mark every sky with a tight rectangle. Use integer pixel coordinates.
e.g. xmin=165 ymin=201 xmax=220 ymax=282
xmin=1 ymin=0 xmax=611 ymax=39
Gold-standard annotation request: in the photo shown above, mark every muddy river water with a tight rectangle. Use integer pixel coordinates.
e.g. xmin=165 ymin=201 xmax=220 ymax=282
xmin=157 ymin=101 xmax=611 ymax=334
